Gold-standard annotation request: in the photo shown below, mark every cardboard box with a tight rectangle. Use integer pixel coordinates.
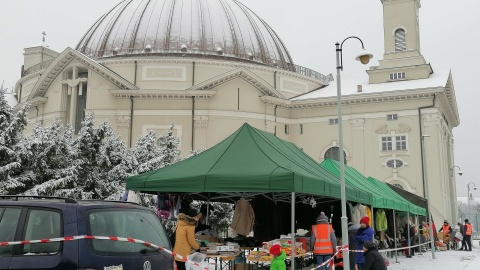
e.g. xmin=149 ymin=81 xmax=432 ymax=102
xmin=235 ymin=263 xmax=250 ymax=270
xmin=439 ymin=246 xmax=447 ymax=251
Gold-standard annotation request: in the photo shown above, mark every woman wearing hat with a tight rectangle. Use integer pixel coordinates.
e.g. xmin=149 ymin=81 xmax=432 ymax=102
xmin=362 ymin=240 xmax=387 ymax=270
xmin=354 ymin=216 xmax=374 ymax=270
xmin=173 ymin=209 xmax=202 ymax=270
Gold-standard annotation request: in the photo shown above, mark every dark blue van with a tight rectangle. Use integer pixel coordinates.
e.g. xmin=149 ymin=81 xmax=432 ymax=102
xmin=0 ymin=196 xmax=174 ymax=270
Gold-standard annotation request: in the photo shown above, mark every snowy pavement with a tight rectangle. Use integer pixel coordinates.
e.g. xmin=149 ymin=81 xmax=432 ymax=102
xmin=387 ymin=245 xmax=480 ymax=270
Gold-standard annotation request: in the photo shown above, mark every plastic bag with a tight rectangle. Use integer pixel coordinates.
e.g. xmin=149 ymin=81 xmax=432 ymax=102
xmin=455 ymin=232 xmax=463 ymax=241
xmin=186 ymin=253 xmax=215 ymax=270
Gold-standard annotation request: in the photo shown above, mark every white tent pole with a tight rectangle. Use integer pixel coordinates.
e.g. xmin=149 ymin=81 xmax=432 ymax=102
xmin=291 ymin=192 xmax=296 ymax=270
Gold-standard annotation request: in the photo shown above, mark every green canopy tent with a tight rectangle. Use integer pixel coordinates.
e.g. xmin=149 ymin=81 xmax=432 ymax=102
xmin=320 ymin=158 xmax=410 ymax=213
xmin=127 ymin=123 xmax=373 ymax=270
xmin=367 ymin=177 xmax=426 ymax=216
xmin=127 ymin=123 xmax=371 ymax=204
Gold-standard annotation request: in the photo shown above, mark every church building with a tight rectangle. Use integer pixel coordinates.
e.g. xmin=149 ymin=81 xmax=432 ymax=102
xmin=12 ymin=0 xmax=459 ymax=223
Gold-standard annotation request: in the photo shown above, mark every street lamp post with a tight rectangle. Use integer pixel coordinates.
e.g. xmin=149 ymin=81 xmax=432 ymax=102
xmin=335 ymin=36 xmax=373 ymax=270
xmin=421 ymin=134 xmax=435 ymax=259
xmin=451 ymin=166 xmax=463 ymax=177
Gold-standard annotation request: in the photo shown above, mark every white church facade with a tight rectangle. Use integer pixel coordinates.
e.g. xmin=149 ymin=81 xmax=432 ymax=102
xmin=12 ymin=0 xmax=459 ymax=224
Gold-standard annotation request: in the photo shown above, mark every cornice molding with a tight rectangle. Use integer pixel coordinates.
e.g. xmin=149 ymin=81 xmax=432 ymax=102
xmin=108 ymin=89 xmax=217 ymax=99
xmin=99 ymin=57 xmax=330 ymax=86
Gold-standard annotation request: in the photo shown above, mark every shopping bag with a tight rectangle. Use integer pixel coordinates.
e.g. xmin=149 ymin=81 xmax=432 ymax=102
xmin=455 ymin=232 xmax=463 ymax=241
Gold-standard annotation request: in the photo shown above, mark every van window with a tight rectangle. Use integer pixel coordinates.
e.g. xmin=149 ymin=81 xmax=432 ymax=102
xmin=0 ymin=208 xmax=22 ymax=256
xmin=87 ymin=209 xmax=169 ymax=255
xmin=22 ymin=209 xmax=62 ymax=255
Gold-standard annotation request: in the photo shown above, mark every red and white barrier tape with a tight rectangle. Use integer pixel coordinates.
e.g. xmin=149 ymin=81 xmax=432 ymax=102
xmin=310 ymin=245 xmax=348 ymax=270
xmin=0 ymin=235 xmax=212 ymax=270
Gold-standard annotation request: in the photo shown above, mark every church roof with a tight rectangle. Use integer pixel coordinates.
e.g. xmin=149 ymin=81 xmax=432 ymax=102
xmin=76 ymin=0 xmax=294 ymax=71
xmin=292 ymin=70 xmax=451 ymax=100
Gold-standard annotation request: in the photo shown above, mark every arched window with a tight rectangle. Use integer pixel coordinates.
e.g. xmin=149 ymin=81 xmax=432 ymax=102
xmin=324 ymin=147 xmax=347 ymax=164
xmin=392 ymin=183 xmax=405 ymax=190
xmin=395 ymin=29 xmax=406 ymax=51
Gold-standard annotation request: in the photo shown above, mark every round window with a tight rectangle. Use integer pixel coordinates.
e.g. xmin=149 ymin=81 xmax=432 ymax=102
xmin=386 ymin=159 xmax=404 ymax=168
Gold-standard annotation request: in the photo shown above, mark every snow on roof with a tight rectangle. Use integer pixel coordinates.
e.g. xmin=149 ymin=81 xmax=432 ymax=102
xmin=5 ymin=93 xmax=18 ymax=107
xmin=293 ymin=69 xmax=450 ymax=100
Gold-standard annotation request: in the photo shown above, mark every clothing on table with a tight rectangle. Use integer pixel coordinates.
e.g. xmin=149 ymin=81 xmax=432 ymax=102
xmin=354 ymin=225 xmax=374 ymax=264
xmin=351 ymin=204 xmax=367 ymax=225
xmin=365 ymin=207 xmax=372 ymax=227
xmin=270 ymin=252 xmax=287 ymax=270
xmin=363 ymin=247 xmax=387 ymax=270
xmin=374 ymin=210 xmax=388 ymax=231
xmin=173 ymin=213 xmax=200 ymax=262
xmin=231 ymin=198 xmax=255 ymax=236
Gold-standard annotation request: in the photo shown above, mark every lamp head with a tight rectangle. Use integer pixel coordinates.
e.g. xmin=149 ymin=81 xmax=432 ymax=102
xmin=458 ymin=170 xmax=463 ymax=176
xmin=474 ymin=187 xmax=477 ymax=191
xmin=355 ymin=49 xmax=373 ymax=65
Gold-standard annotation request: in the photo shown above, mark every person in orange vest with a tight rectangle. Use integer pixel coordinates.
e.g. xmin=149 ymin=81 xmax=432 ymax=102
xmin=310 ymin=211 xmax=337 ymax=270
xmin=463 ymin=219 xmax=473 ymax=251
xmin=438 ymin=220 xmax=452 ymax=249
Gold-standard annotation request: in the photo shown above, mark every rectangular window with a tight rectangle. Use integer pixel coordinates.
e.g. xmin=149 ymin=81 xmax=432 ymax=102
xmin=389 ymin=72 xmax=406 ymax=81
xmin=387 ymin=114 xmax=398 ymax=121
xmin=284 ymin=124 xmax=289 ymax=134
xmin=329 ymin=118 xmax=339 ymax=125
xmin=0 ymin=208 xmax=22 ymax=255
xmin=381 ymin=135 xmax=407 ymax=151
xmin=300 ymin=124 xmax=303 ymax=134
xmin=22 ymin=209 xmax=62 ymax=255
xmin=396 ymin=135 xmax=407 ymax=150
xmin=381 ymin=136 xmax=393 ymax=151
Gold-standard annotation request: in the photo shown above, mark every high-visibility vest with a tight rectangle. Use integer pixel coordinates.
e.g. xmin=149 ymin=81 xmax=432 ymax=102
xmin=465 ymin=224 xmax=472 ymax=236
xmin=312 ymin=224 xmax=334 ymax=255
xmin=442 ymin=225 xmax=450 ymax=234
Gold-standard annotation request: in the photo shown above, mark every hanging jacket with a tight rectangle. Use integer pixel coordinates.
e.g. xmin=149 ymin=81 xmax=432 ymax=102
xmin=351 ymin=204 xmax=367 ymax=225
xmin=311 ymin=222 xmax=336 ymax=255
xmin=464 ymin=224 xmax=472 ymax=236
xmin=270 ymin=251 xmax=287 ymax=270
xmin=231 ymin=198 xmax=255 ymax=236
xmin=173 ymin=213 xmax=200 ymax=262
xmin=366 ymin=207 xmax=372 ymax=227
xmin=354 ymin=225 xmax=374 ymax=264
xmin=375 ymin=210 xmax=388 ymax=231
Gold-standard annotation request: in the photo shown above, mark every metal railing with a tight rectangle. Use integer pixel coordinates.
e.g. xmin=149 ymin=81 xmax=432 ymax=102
xmin=78 ymin=46 xmax=334 ymax=84
xmin=22 ymin=59 xmax=55 ymax=76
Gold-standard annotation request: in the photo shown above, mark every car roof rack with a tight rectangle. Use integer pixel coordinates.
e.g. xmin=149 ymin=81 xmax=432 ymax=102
xmin=80 ymin=199 xmax=141 ymax=206
xmin=0 ymin=195 xmax=77 ymax=204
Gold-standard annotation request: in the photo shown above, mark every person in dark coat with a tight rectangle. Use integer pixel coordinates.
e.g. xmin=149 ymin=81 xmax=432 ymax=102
xmin=403 ymin=223 xmax=415 ymax=257
xmin=363 ymin=240 xmax=387 ymax=270
xmin=354 ymin=216 xmax=374 ymax=270
xmin=348 ymin=222 xmax=359 ymax=270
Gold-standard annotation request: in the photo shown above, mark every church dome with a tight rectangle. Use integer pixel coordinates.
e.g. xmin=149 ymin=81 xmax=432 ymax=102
xmin=76 ymin=0 xmax=294 ymax=70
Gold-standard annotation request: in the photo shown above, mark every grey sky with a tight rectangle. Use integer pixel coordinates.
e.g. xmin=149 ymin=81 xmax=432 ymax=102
xmin=0 ymin=0 xmax=478 ymax=197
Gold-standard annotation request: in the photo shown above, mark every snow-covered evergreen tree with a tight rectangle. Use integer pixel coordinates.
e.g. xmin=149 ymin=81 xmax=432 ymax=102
xmin=0 ymin=88 xmax=30 ymax=194
xmin=160 ymin=124 xmax=180 ymax=166
xmin=21 ymin=119 xmax=76 ymax=196
xmin=132 ymin=130 xmax=164 ymax=174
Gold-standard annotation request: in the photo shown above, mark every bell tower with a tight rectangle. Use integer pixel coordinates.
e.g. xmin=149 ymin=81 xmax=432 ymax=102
xmin=367 ymin=0 xmax=433 ymax=84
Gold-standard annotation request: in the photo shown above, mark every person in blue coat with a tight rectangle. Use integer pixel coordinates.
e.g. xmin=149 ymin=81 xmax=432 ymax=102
xmin=354 ymin=216 xmax=375 ymax=270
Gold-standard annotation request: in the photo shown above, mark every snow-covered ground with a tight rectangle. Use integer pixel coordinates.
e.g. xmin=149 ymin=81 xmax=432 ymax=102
xmin=387 ymin=244 xmax=480 ymax=270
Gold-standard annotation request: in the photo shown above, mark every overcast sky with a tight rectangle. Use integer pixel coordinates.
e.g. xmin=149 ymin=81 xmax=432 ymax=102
xmin=0 ymin=0 xmax=479 ymax=197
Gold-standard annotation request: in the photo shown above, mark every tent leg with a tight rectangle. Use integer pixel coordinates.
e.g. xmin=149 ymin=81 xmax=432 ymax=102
xmin=407 ymin=212 xmax=411 ymax=256
xmin=393 ymin=210 xmax=398 ymax=263
xmin=371 ymin=206 xmax=375 ymax=233
xmin=206 ymin=193 xmax=210 ymax=225
xmin=291 ymin=192 xmax=295 ymax=270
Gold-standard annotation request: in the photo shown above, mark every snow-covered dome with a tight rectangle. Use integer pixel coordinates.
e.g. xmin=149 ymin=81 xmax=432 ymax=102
xmin=76 ymin=0 xmax=294 ymax=70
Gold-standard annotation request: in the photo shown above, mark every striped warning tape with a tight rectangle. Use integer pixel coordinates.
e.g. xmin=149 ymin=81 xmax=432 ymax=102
xmin=0 ymin=235 xmax=213 ymax=270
